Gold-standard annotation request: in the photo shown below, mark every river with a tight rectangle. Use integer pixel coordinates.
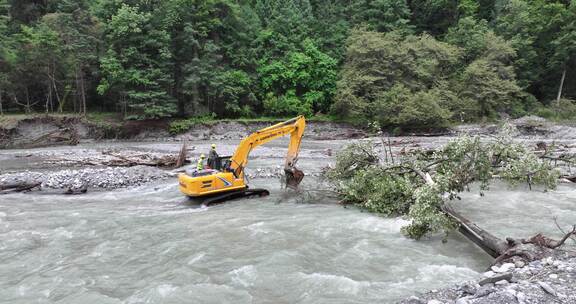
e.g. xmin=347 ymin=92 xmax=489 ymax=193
xmin=1 ymin=139 xmax=575 ymax=303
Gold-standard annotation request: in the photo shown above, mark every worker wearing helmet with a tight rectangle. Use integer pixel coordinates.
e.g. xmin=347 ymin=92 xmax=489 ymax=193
xmin=197 ymin=154 xmax=206 ymax=171
xmin=207 ymin=144 xmax=219 ymax=169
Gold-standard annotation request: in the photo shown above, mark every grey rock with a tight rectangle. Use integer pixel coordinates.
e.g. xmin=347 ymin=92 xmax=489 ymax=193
xmin=455 ymin=297 xmax=470 ymax=304
xmin=479 ymin=273 xmax=513 ymax=286
xmin=459 ymin=283 xmax=477 ymax=295
xmin=514 ymin=261 xmax=526 ymax=268
xmin=537 ymin=281 xmax=557 ymax=297
xmin=474 ymin=285 xmax=496 ymax=298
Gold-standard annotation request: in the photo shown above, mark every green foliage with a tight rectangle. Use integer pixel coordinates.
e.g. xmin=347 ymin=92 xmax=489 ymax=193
xmin=263 ymin=90 xmax=313 ymax=117
xmin=494 ymin=0 xmax=574 ymax=97
xmin=333 ymin=28 xmax=461 ymax=126
xmin=327 ymin=124 xmax=561 ymax=239
xmin=402 ymin=185 xmax=456 ymax=239
xmin=0 ymin=0 xmax=575 ymax=123
xmin=458 ymin=58 xmax=521 ymax=117
xmin=533 ymin=98 xmax=576 ymax=122
xmin=169 ymin=113 xmax=218 ymax=134
xmin=375 ymin=85 xmax=452 ymax=128
xmin=98 ymin=3 xmax=176 ymax=119
xmin=445 ymin=17 xmax=491 ymax=62
xmin=339 ymin=168 xmax=415 ymax=216
xmin=409 ymin=0 xmax=460 ymax=35
xmin=349 ymin=0 xmax=413 ymax=33
xmin=258 ymin=39 xmax=337 ymax=114
xmin=325 ymin=141 xmax=379 ymax=180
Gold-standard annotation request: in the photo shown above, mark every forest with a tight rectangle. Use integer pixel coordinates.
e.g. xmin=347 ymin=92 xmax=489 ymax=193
xmin=0 ymin=0 xmax=575 ymax=127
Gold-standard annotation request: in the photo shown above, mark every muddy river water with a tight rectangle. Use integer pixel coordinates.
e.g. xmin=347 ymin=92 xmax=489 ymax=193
xmin=0 ymin=139 xmax=575 ymax=303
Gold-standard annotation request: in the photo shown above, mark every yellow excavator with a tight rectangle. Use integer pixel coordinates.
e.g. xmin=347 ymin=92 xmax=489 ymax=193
xmin=178 ymin=116 xmax=306 ymax=205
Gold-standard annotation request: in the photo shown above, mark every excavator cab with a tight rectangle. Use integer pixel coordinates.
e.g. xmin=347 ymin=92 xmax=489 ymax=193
xmin=178 ymin=116 xmax=306 ymax=205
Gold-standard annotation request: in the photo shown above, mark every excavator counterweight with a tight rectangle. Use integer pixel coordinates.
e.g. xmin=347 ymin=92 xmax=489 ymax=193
xmin=178 ymin=116 xmax=306 ymax=205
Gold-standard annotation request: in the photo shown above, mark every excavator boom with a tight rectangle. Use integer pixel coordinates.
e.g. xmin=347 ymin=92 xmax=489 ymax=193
xmin=178 ymin=116 xmax=306 ymax=203
xmin=228 ymin=116 xmax=306 ymax=181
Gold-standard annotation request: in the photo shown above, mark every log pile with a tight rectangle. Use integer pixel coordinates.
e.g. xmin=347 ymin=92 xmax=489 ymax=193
xmin=56 ymin=144 xmax=192 ymax=168
xmin=99 ymin=150 xmax=184 ymax=167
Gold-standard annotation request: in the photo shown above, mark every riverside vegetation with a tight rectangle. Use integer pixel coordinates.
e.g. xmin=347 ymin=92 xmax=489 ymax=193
xmin=0 ymin=0 xmax=575 ymax=129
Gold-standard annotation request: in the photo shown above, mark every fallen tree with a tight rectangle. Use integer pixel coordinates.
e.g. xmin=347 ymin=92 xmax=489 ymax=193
xmin=325 ymin=123 xmax=576 ymax=263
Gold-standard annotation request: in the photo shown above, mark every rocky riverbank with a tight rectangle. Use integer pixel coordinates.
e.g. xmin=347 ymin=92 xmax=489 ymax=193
xmin=399 ymin=252 xmax=576 ymax=304
xmin=0 ymin=166 xmax=171 ymax=191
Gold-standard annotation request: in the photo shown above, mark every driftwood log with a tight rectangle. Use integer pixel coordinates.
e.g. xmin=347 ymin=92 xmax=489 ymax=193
xmin=0 ymin=182 xmax=41 ymax=194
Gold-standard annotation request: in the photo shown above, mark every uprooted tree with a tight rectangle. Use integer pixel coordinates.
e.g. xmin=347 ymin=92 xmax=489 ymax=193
xmin=324 ymin=124 xmax=575 ymax=262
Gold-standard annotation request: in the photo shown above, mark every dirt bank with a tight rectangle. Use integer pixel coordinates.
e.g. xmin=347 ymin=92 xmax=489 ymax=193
xmin=0 ymin=116 xmax=99 ymax=149
xmin=0 ymin=115 xmax=367 ymax=149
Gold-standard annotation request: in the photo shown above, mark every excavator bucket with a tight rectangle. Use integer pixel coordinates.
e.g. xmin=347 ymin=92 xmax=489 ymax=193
xmin=284 ymin=167 xmax=305 ymax=189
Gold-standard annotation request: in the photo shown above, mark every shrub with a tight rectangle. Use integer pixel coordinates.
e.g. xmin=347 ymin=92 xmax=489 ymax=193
xmin=263 ymin=90 xmax=313 ymax=117
xmin=169 ymin=113 xmax=217 ymax=134
xmin=375 ymin=85 xmax=452 ymax=128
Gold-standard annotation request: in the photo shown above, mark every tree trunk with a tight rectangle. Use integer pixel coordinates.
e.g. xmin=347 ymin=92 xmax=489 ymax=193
xmin=556 ymin=68 xmax=566 ymax=107
xmin=0 ymin=89 xmax=3 ymax=115
xmin=51 ymin=69 xmax=61 ymax=113
xmin=25 ymin=87 xmax=31 ymax=113
xmin=191 ymin=45 xmax=200 ymax=113
xmin=78 ymin=67 xmax=87 ymax=116
xmin=46 ymin=78 xmax=52 ymax=113
xmin=442 ymin=205 xmax=508 ymax=258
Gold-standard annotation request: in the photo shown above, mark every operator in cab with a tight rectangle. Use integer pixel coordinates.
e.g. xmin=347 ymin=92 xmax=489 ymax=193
xmin=207 ymin=144 xmax=219 ymax=169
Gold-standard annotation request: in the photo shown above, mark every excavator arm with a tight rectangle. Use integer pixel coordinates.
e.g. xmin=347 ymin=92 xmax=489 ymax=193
xmin=228 ymin=116 xmax=306 ymax=188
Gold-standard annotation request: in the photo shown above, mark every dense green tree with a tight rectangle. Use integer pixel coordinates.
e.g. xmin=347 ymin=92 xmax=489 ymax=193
xmin=41 ymin=1 xmax=100 ymax=114
xmin=349 ymin=0 xmax=413 ymax=33
xmin=165 ymin=0 xmax=260 ymax=117
xmin=0 ymin=0 xmax=10 ymax=114
xmin=259 ymin=39 xmax=337 ymax=115
xmin=333 ymin=29 xmax=460 ymax=121
xmin=0 ymin=0 xmax=574 ymax=124
xmin=493 ymin=0 xmax=573 ymax=100
xmin=409 ymin=0 xmax=460 ymax=35
xmin=309 ymin=0 xmax=350 ymax=61
xmin=8 ymin=0 xmax=47 ymax=24
xmin=375 ymin=85 xmax=452 ymax=128
xmin=254 ymin=0 xmax=314 ymax=60
xmin=458 ymin=57 xmax=521 ymax=117
xmin=445 ymin=16 xmax=491 ymax=62
xmin=98 ymin=3 xmax=175 ymax=118
xmin=550 ymin=1 xmax=576 ymax=103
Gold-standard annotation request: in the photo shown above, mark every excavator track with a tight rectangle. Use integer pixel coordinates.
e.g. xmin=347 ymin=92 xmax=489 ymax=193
xmin=197 ymin=188 xmax=270 ymax=206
